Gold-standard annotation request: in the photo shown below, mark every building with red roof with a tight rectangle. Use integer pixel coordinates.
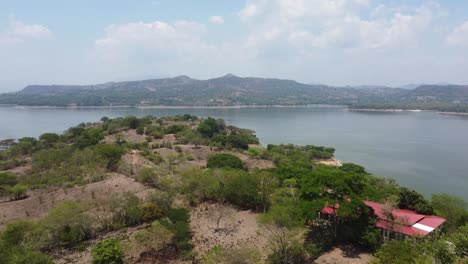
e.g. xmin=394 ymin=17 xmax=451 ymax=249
xmin=319 ymin=200 xmax=446 ymax=241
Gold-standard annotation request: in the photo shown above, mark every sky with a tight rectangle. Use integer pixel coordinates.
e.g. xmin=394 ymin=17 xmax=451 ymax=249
xmin=1 ymin=0 xmax=468 ymax=91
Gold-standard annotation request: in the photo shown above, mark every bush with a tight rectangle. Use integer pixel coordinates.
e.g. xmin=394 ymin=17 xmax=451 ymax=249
xmin=207 ymin=154 xmax=244 ymax=170
xmin=151 ymin=131 xmax=164 ymax=139
xmin=371 ymin=240 xmax=432 ymax=264
xmin=165 ymin=125 xmax=186 ymax=134
xmin=197 ymin=117 xmax=224 ymax=138
xmin=223 ymin=171 xmax=259 ymax=209
xmin=136 ymin=167 xmax=155 ymax=185
xmin=145 ymin=153 xmax=164 ymax=165
xmin=91 ymin=238 xmax=124 ymax=264
xmin=94 ymin=144 xmax=125 ymax=171
xmin=39 ymin=133 xmax=60 ymax=146
xmin=245 ymin=147 xmax=265 ymax=158
xmin=41 ymin=201 xmax=94 ymax=247
xmin=0 ymin=172 xmax=17 ymax=186
xmin=7 ymin=248 xmax=54 ymax=264
xmin=141 ymin=203 xmax=163 ymax=222
xmin=110 ymin=194 xmax=142 ymax=227
xmin=203 ymin=246 xmax=261 ymax=264
xmin=133 ymin=221 xmax=173 ymax=253
xmin=267 ymin=241 xmax=308 ymax=264
xmin=9 ymin=184 xmax=28 ymax=200
xmin=136 ymin=126 xmax=145 ymax=135
xmin=161 ymin=209 xmax=192 ymax=252
xmin=174 ymin=146 xmax=183 ymax=153
xmin=398 ymin=187 xmax=433 ymax=215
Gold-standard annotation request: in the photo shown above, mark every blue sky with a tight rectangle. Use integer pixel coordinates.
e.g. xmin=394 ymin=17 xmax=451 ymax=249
xmin=1 ymin=0 xmax=468 ymax=91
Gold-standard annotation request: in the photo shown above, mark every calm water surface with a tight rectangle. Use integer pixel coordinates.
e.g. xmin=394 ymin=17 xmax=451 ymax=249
xmin=1 ymin=106 xmax=467 ymax=200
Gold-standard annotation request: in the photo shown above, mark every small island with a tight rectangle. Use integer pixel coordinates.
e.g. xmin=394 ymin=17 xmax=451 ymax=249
xmin=0 ymin=115 xmax=466 ymax=264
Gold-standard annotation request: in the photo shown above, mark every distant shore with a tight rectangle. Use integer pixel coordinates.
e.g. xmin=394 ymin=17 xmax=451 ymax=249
xmin=349 ymin=108 xmax=468 ymax=116
xmin=2 ymin=104 xmax=468 ymax=115
xmin=0 ymin=104 xmax=345 ymax=109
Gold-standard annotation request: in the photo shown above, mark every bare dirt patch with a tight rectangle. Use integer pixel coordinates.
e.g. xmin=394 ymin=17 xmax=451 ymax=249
xmin=152 ymin=134 xmax=177 ymax=145
xmin=315 ymin=246 xmax=373 ymax=264
xmin=174 ymin=144 xmax=275 ymax=170
xmin=104 ymin=129 xmax=147 ymax=144
xmin=1 ymin=163 xmax=32 ymax=176
xmin=316 ymin=157 xmax=343 ymax=167
xmin=119 ymin=151 xmax=158 ymax=176
xmin=190 ymin=202 xmax=270 ymax=260
xmin=0 ymin=173 xmax=150 ymax=229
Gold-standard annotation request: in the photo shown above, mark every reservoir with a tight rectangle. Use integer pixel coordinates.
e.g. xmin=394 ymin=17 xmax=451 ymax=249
xmin=1 ymin=106 xmax=467 ymax=200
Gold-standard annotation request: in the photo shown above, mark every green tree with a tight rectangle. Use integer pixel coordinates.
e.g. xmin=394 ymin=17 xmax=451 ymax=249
xmin=41 ymin=201 xmax=94 ymax=247
xmin=0 ymin=221 xmax=43 ymax=250
xmin=123 ymin=116 xmax=140 ymax=129
xmin=39 ymin=133 xmax=60 ymax=146
xmin=207 ymin=154 xmax=244 ymax=170
xmin=0 ymin=172 xmax=17 ymax=192
xmin=448 ymin=224 xmax=468 ymax=260
xmin=340 ymin=163 xmax=367 ymax=174
xmin=197 ymin=117 xmax=224 ymax=138
xmin=431 ymin=193 xmax=467 ymax=233
xmin=11 ymin=137 xmax=38 ymax=155
xmin=110 ymin=193 xmax=142 ymax=227
xmin=223 ymin=170 xmax=258 ymax=209
xmin=75 ymin=128 xmax=105 ymax=149
xmin=398 ymin=187 xmax=433 ymax=215
xmin=94 ymin=144 xmax=125 ymax=170
xmin=371 ymin=240 xmax=432 ymax=264
xmin=91 ymin=238 xmax=124 ymax=264
xmin=252 ymin=170 xmax=279 ymax=212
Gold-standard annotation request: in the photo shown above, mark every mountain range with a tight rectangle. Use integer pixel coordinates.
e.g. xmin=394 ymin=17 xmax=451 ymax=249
xmin=0 ymin=74 xmax=467 ymax=112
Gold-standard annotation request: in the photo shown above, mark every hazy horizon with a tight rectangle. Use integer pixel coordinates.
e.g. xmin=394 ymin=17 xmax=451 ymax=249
xmin=1 ymin=0 xmax=468 ymax=91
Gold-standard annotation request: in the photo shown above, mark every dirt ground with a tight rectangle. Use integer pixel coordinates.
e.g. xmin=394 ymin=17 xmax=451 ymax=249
xmin=170 ymin=144 xmax=275 ymax=170
xmin=190 ymin=202 xmax=270 ymax=260
xmin=103 ymin=129 xmax=147 ymax=144
xmin=316 ymin=157 xmax=343 ymax=167
xmin=54 ymin=225 xmax=190 ymax=264
xmin=315 ymin=246 xmax=373 ymax=264
xmin=0 ymin=173 xmax=150 ymax=229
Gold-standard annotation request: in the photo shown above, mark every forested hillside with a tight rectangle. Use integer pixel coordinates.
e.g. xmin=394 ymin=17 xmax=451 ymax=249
xmin=1 ymin=75 xmax=467 ymax=112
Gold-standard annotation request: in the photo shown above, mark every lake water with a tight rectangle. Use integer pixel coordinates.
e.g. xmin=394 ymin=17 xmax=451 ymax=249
xmin=1 ymin=106 xmax=467 ymax=200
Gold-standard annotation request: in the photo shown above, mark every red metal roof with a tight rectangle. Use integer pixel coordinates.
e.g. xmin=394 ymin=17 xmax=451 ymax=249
xmin=320 ymin=200 xmax=446 ymax=237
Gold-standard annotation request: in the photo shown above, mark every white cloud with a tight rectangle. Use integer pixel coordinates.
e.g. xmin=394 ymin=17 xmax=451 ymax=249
xmin=0 ymin=17 xmax=52 ymax=45
xmin=239 ymin=0 xmax=439 ymax=50
xmin=93 ymin=20 xmax=230 ymax=79
xmin=10 ymin=18 xmax=52 ymax=39
xmin=209 ymin=16 xmax=224 ymax=24
xmin=446 ymin=20 xmax=468 ymax=46
xmin=95 ymin=20 xmax=207 ymax=48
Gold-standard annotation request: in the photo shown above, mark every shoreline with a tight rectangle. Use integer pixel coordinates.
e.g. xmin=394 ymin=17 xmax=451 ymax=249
xmin=349 ymin=108 xmax=468 ymax=116
xmin=1 ymin=104 xmax=468 ymax=115
xmin=0 ymin=104 xmax=345 ymax=110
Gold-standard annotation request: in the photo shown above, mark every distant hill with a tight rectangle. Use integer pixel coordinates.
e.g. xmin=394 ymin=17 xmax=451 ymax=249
xmin=0 ymin=74 xmax=467 ymax=112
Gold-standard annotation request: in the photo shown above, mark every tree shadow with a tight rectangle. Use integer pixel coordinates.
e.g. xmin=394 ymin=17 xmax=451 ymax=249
xmin=338 ymin=244 xmax=369 ymax=258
